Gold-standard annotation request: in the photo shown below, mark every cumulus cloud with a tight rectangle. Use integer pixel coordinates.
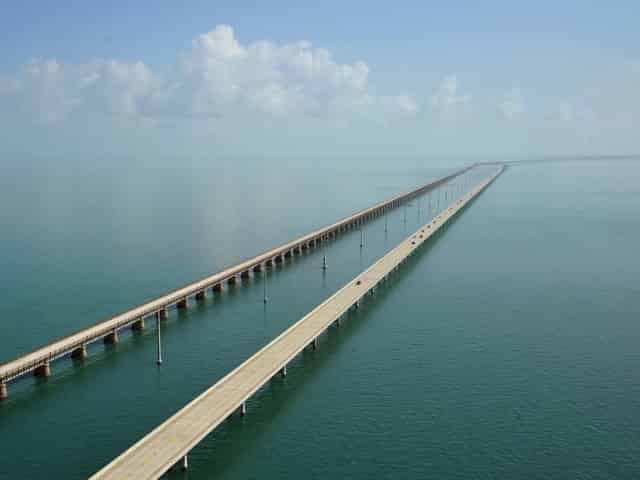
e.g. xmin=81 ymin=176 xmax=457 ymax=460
xmin=2 ymin=58 xmax=155 ymax=123
xmin=0 ymin=24 xmax=419 ymax=122
xmin=430 ymin=75 xmax=471 ymax=115
xmin=499 ymin=88 xmax=525 ymax=119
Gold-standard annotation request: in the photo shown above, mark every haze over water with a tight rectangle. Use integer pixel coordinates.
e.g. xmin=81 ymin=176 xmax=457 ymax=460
xmin=0 ymin=158 xmax=639 ymax=479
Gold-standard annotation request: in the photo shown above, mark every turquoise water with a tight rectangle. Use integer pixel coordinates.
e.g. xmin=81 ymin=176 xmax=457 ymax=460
xmin=0 ymin=159 xmax=639 ymax=479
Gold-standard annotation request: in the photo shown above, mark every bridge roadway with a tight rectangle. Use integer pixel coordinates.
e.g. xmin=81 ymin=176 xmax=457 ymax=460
xmin=0 ymin=165 xmax=472 ymax=399
xmin=90 ymin=165 xmax=503 ymax=479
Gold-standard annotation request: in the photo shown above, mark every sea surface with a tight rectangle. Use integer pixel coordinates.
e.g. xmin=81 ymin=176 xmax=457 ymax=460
xmin=0 ymin=157 xmax=639 ymax=479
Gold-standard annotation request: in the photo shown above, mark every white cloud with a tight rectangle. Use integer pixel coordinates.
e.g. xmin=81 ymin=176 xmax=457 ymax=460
xmin=0 ymin=24 xmax=418 ymax=122
xmin=499 ymin=88 xmax=525 ymax=119
xmin=430 ymin=75 xmax=471 ymax=115
xmin=1 ymin=57 xmax=156 ymax=122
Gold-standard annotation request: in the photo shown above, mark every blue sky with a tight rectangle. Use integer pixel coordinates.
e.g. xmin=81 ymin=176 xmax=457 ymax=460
xmin=1 ymin=1 xmax=639 ymax=161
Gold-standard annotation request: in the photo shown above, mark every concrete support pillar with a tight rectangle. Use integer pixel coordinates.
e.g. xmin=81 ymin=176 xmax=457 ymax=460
xmin=34 ymin=361 xmax=51 ymax=378
xmin=227 ymin=275 xmax=238 ymax=286
xmin=71 ymin=344 xmax=88 ymax=360
xmin=240 ymin=270 xmax=251 ymax=280
xmin=281 ymin=365 xmax=287 ymax=377
xmin=195 ymin=290 xmax=206 ymax=301
xmin=265 ymin=258 xmax=274 ymax=267
xmin=182 ymin=455 xmax=188 ymax=471
xmin=274 ymin=255 xmax=283 ymax=264
xmin=159 ymin=307 xmax=168 ymax=319
xmin=240 ymin=402 xmax=247 ymax=416
xmin=104 ymin=330 xmax=119 ymax=344
xmin=312 ymin=338 xmax=318 ymax=350
xmin=0 ymin=382 xmax=7 ymax=401
xmin=212 ymin=283 xmax=223 ymax=292
xmin=176 ymin=298 xmax=188 ymax=309
xmin=132 ymin=318 xmax=145 ymax=331
xmin=253 ymin=263 xmax=263 ymax=272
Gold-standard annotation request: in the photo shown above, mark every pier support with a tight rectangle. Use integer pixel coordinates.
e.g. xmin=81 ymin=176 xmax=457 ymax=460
xmin=240 ymin=270 xmax=251 ymax=280
xmin=104 ymin=330 xmax=119 ymax=345
xmin=281 ymin=365 xmax=287 ymax=377
xmin=312 ymin=338 xmax=318 ymax=350
xmin=212 ymin=283 xmax=223 ymax=293
xmin=182 ymin=455 xmax=188 ymax=471
xmin=34 ymin=361 xmax=51 ymax=378
xmin=253 ymin=263 xmax=263 ymax=273
xmin=176 ymin=298 xmax=188 ymax=309
xmin=227 ymin=275 xmax=238 ymax=285
xmin=71 ymin=344 xmax=88 ymax=360
xmin=159 ymin=307 xmax=168 ymax=319
xmin=132 ymin=318 xmax=145 ymax=331
xmin=195 ymin=290 xmax=206 ymax=301
xmin=0 ymin=382 xmax=7 ymax=401
xmin=240 ymin=402 xmax=247 ymax=416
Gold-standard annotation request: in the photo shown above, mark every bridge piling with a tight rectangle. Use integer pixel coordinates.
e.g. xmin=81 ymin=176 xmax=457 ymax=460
xmin=34 ymin=361 xmax=51 ymax=378
xmin=195 ymin=290 xmax=206 ymax=301
xmin=71 ymin=344 xmax=88 ymax=360
xmin=131 ymin=318 xmax=145 ymax=331
xmin=104 ymin=330 xmax=119 ymax=345
xmin=240 ymin=402 xmax=247 ymax=416
xmin=0 ymin=382 xmax=7 ymax=400
xmin=176 ymin=298 xmax=188 ymax=309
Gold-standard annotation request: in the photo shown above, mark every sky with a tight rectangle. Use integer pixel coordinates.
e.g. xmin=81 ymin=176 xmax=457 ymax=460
xmin=0 ymin=1 xmax=639 ymax=163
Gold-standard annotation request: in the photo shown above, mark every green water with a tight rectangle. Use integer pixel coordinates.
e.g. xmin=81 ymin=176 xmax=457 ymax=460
xmin=1 ymin=159 xmax=639 ymax=479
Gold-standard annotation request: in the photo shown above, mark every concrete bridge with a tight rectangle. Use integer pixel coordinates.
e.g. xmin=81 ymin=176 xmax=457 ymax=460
xmin=89 ymin=166 xmax=504 ymax=479
xmin=0 ymin=164 xmax=474 ymax=401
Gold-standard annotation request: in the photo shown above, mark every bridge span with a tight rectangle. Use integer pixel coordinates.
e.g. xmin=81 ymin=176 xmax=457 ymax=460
xmin=89 ymin=165 xmax=503 ymax=479
xmin=0 ymin=165 xmax=473 ymax=400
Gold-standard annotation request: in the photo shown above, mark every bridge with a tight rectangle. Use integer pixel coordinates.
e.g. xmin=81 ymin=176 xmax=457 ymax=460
xmin=89 ymin=165 xmax=504 ymax=479
xmin=0 ymin=164 xmax=474 ymax=401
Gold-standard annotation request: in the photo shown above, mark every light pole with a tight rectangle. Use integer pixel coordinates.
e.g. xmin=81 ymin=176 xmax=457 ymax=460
xmin=263 ymin=270 xmax=268 ymax=303
xmin=156 ymin=315 xmax=163 ymax=365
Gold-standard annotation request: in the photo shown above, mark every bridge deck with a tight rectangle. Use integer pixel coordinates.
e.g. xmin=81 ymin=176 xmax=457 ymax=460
xmin=90 ymin=166 xmax=503 ymax=480
xmin=0 ymin=166 xmax=471 ymax=385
